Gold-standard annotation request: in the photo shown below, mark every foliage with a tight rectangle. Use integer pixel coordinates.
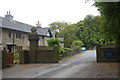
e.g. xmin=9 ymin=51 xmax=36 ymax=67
xmin=49 ymin=21 xmax=68 ymax=32
xmin=48 ymin=12 xmax=118 ymax=49
xmin=47 ymin=38 xmax=60 ymax=47
xmin=63 ymin=48 xmax=71 ymax=51
xmin=76 ymin=15 xmax=108 ymax=49
xmin=94 ymin=2 xmax=120 ymax=46
xmin=47 ymin=38 xmax=62 ymax=59
xmin=58 ymin=53 xmax=63 ymax=60
xmin=14 ymin=52 xmax=19 ymax=63
xmin=72 ymin=40 xmax=84 ymax=47
xmin=58 ymin=24 xmax=79 ymax=47
xmin=71 ymin=46 xmax=81 ymax=52
xmin=49 ymin=21 xmax=79 ymax=47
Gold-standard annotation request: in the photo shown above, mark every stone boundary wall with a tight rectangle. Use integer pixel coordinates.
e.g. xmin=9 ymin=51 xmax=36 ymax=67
xmin=96 ymin=44 xmax=119 ymax=62
xmin=36 ymin=46 xmax=58 ymax=63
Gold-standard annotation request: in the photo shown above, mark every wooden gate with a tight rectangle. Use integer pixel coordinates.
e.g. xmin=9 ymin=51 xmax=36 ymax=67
xmin=6 ymin=53 xmax=14 ymax=66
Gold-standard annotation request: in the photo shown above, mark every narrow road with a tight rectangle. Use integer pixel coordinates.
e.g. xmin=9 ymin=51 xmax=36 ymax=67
xmin=35 ymin=50 xmax=118 ymax=78
xmin=2 ymin=50 xmax=118 ymax=78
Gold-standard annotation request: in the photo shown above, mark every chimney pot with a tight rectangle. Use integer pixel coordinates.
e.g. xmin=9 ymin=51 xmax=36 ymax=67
xmin=7 ymin=11 xmax=8 ymax=15
xmin=36 ymin=21 xmax=41 ymax=28
xmin=5 ymin=11 xmax=13 ymax=20
xmin=9 ymin=11 xmax=10 ymax=15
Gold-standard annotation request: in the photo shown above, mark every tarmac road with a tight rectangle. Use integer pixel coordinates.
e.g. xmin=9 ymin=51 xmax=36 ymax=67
xmin=2 ymin=50 xmax=118 ymax=78
xmin=35 ymin=50 xmax=118 ymax=78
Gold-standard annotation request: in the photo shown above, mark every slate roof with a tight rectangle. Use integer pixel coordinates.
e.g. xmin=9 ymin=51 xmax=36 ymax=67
xmin=37 ymin=27 xmax=52 ymax=37
xmin=0 ymin=17 xmax=32 ymax=33
xmin=0 ymin=16 xmax=52 ymax=37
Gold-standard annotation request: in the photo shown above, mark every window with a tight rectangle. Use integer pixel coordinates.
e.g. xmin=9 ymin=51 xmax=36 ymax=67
xmin=9 ymin=31 xmax=12 ymax=37
xmin=16 ymin=32 xmax=21 ymax=38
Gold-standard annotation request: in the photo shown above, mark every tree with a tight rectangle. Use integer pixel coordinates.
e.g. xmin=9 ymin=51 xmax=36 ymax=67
xmin=58 ymin=24 xmax=78 ymax=47
xmin=76 ymin=15 xmax=106 ymax=49
xmin=49 ymin=21 xmax=68 ymax=32
xmin=72 ymin=40 xmax=84 ymax=47
xmin=95 ymin=2 xmax=120 ymax=46
xmin=49 ymin=21 xmax=79 ymax=47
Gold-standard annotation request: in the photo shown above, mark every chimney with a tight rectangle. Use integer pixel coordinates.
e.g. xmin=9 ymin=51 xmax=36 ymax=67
xmin=5 ymin=11 xmax=13 ymax=20
xmin=36 ymin=21 xmax=41 ymax=28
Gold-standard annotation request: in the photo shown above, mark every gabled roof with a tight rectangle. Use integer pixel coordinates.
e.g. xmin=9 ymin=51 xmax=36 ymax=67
xmin=0 ymin=17 xmax=33 ymax=33
xmin=36 ymin=27 xmax=52 ymax=37
xmin=0 ymin=16 xmax=52 ymax=37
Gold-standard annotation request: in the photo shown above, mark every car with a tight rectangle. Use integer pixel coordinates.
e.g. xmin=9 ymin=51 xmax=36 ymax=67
xmin=81 ymin=47 xmax=86 ymax=51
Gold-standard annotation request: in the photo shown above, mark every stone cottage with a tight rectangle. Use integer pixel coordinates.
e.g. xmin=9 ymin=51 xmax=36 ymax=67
xmin=0 ymin=11 xmax=53 ymax=53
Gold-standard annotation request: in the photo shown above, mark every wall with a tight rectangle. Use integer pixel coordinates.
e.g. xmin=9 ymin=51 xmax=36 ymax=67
xmin=0 ymin=27 xmax=2 ymax=49
xmin=96 ymin=44 xmax=119 ymax=62
xmin=38 ymin=36 xmax=49 ymax=46
xmin=2 ymin=28 xmax=29 ymax=51
xmin=36 ymin=46 xmax=58 ymax=63
xmin=2 ymin=28 xmax=13 ymax=47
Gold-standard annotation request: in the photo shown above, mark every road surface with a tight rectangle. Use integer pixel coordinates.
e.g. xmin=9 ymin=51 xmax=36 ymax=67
xmin=2 ymin=50 xmax=118 ymax=78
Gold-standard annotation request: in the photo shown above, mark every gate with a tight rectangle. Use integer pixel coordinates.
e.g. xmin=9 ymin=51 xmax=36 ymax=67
xmin=6 ymin=53 xmax=14 ymax=66
xmin=2 ymin=50 xmax=14 ymax=68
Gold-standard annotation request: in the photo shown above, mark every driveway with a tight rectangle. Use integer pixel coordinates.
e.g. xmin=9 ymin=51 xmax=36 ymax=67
xmin=2 ymin=50 xmax=119 ymax=78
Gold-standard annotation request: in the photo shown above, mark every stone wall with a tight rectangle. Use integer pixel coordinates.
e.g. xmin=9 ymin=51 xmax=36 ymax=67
xmin=2 ymin=29 xmax=13 ymax=47
xmin=2 ymin=28 xmax=29 ymax=50
xmin=38 ymin=36 xmax=49 ymax=46
xmin=36 ymin=46 xmax=58 ymax=63
xmin=96 ymin=44 xmax=119 ymax=62
xmin=19 ymin=50 xmax=29 ymax=64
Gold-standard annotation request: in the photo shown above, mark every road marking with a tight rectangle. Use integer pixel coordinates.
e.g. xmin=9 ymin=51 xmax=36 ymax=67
xmin=33 ymin=64 xmax=68 ymax=78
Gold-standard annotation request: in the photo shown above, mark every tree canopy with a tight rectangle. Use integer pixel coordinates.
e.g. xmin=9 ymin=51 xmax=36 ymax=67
xmin=95 ymin=2 xmax=120 ymax=46
xmin=76 ymin=15 xmax=108 ymax=49
xmin=49 ymin=15 xmax=106 ymax=49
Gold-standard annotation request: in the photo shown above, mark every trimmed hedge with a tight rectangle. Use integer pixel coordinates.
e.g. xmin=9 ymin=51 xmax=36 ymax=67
xmin=47 ymin=38 xmax=62 ymax=59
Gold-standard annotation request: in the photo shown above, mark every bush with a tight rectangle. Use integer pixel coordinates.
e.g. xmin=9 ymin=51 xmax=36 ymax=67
xmin=72 ymin=40 xmax=84 ymax=47
xmin=71 ymin=46 xmax=81 ymax=52
xmin=47 ymin=38 xmax=62 ymax=60
xmin=72 ymin=40 xmax=84 ymax=52
xmin=47 ymin=38 xmax=60 ymax=47
xmin=14 ymin=52 xmax=19 ymax=64
xmin=63 ymin=48 xmax=71 ymax=51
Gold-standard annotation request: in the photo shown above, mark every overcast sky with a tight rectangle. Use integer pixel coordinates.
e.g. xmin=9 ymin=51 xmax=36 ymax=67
xmin=0 ymin=0 xmax=99 ymax=27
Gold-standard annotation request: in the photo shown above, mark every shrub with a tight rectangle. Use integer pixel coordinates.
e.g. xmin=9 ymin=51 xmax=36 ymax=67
xmin=14 ymin=52 xmax=19 ymax=64
xmin=71 ymin=40 xmax=84 ymax=54
xmin=72 ymin=40 xmax=84 ymax=47
xmin=47 ymin=38 xmax=62 ymax=60
xmin=47 ymin=38 xmax=60 ymax=47
xmin=63 ymin=48 xmax=70 ymax=51
xmin=71 ymin=46 xmax=81 ymax=52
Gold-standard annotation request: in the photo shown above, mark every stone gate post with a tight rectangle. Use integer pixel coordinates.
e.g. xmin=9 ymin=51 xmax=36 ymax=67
xmin=28 ymin=27 xmax=39 ymax=63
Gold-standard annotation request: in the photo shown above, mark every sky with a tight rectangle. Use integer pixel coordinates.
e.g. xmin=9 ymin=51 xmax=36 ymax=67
xmin=0 ymin=0 xmax=100 ymax=27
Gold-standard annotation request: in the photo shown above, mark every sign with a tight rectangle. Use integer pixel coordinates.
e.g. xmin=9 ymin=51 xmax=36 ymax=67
xmin=104 ymin=50 xmax=115 ymax=58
